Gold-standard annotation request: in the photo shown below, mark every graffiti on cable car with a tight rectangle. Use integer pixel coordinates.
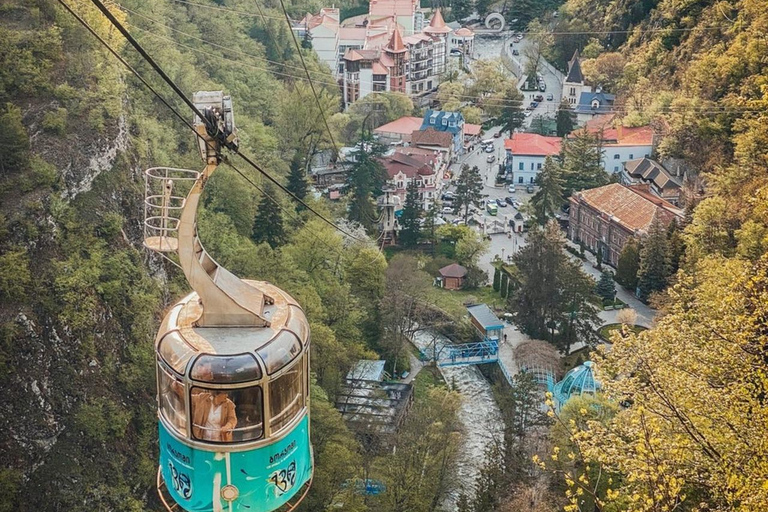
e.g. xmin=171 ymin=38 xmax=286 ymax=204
xmin=269 ymin=460 xmax=297 ymax=496
xmin=168 ymin=460 xmax=192 ymax=499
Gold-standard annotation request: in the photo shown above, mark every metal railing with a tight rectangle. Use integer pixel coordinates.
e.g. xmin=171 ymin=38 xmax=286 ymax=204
xmin=143 ymin=167 xmax=200 ymax=253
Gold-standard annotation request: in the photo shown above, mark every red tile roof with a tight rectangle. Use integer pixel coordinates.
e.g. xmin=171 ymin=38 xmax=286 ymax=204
xmin=386 ymin=26 xmax=406 ymax=53
xmin=378 ymin=152 xmax=435 ymax=179
xmin=464 ymin=123 xmax=482 ymax=136
xmin=424 ymin=8 xmax=451 ymax=34
xmin=412 ymin=128 xmax=453 ymax=148
xmin=454 ymin=27 xmax=474 ymax=37
xmin=373 ymin=116 xmax=423 ymax=135
xmin=582 ymin=114 xmax=654 ymax=146
xmin=573 ymin=183 xmax=682 ymax=233
xmin=504 ymin=133 xmax=561 ymax=156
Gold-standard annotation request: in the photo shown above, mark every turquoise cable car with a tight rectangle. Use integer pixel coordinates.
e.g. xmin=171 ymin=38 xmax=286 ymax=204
xmin=144 ymin=92 xmax=312 ymax=512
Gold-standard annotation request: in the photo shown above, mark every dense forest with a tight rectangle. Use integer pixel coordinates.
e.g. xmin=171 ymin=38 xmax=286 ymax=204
xmin=1 ymin=0 xmax=768 ymax=510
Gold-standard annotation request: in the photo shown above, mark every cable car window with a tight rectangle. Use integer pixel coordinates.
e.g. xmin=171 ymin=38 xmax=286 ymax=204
xmin=190 ymin=385 xmax=264 ymax=443
xmin=158 ymin=363 xmax=186 ymax=433
xmin=257 ymin=330 xmax=301 ymax=375
xmin=287 ymin=306 xmax=309 ymax=343
xmin=190 ymin=353 xmax=262 ymax=383
xmin=269 ymin=357 xmax=304 ymax=433
xmin=159 ymin=330 xmax=197 ymax=375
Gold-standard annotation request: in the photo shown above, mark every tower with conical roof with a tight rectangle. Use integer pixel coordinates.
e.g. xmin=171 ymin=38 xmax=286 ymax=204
xmin=423 ymin=9 xmax=451 ymax=75
xmin=562 ymin=49 xmax=586 ymax=106
xmin=384 ymin=26 xmax=407 ymax=93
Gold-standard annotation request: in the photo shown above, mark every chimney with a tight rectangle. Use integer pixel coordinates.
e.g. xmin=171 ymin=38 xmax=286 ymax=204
xmin=616 ymin=124 xmax=623 ymax=140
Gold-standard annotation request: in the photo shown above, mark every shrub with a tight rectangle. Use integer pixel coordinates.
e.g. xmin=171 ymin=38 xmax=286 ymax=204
xmin=42 ymin=107 xmax=67 ymax=134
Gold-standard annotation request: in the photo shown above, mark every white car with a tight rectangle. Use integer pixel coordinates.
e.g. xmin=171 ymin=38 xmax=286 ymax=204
xmin=524 ymin=110 xmax=532 ymax=117
xmin=442 ymin=206 xmax=454 ymax=214
xmin=485 ymin=145 xmax=494 ymax=153
xmin=508 ymin=185 xmax=516 ymax=193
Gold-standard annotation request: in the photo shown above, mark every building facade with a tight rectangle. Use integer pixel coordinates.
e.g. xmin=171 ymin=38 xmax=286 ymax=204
xmin=504 ymin=133 xmax=561 ymax=185
xmin=561 ymin=50 xmax=587 ymax=106
xmin=568 ymin=183 xmax=683 ymax=267
xmin=379 ymin=148 xmax=444 ymax=210
xmin=621 ymin=158 xmax=682 ymax=205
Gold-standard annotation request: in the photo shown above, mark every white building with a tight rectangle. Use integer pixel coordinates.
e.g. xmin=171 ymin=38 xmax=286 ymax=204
xmin=302 ymin=9 xmax=341 ymax=74
xmin=504 ymin=133 xmax=562 ymax=185
xmin=561 ymin=50 xmax=587 ymax=107
xmin=581 ymin=115 xmax=655 ymax=173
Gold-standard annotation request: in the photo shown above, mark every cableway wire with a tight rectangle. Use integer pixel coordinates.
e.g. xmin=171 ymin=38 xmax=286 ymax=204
xmin=59 ymin=0 xmax=385 ymax=265
xmin=84 ymin=0 xmax=368 ymax=243
xmin=120 ymin=21 xmax=766 ymax=116
xmin=275 ymin=0 xmax=340 ymax=159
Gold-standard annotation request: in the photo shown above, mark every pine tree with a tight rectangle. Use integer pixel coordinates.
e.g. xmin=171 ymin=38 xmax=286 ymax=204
xmin=498 ymin=88 xmax=526 ymax=136
xmin=421 ymin=201 xmax=440 ymax=248
xmin=560 ymin=130 xmax=608 ymax=197
xmin=637 ymin=218 xmax=671 ymax=302
xmin=596 ymin=270 xmax=616 ymax=302
xmin=0 ymin=104 xmax=30 ymax=174
xmin=286 ymin=152 xmax=309 ymax=207
xmin=399 ymin=180 xmax=421 ymax=248
xmin=530 ymin=156 xmax=564 ymax=225
xmin=347 ymin=141 xmax=386 ymax=233
xmin=596 ymin=246 xmax=604 ymax=270
xmin=453 ymin=165 xmax=485 ymax=222
xmin=500 ymin=272 xmax=509 ymax=298
xmin=615 ymin=238 xmax=640 ymax=290
xmin=556 ymin=99 xmax=576 ymax=137
xmin=493 ymin=266 xmax=501 ymax=292
xmin=451 ymin=0 xmax=473 ymax=21
xmin=251 ymin=184 xmax=285 ymax=248
xmin=667 ymin=221 xmax=685 ymax=275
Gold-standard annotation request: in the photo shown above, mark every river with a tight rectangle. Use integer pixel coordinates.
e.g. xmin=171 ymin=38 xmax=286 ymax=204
xmin=411 ymin=330 xmax=505 ymax=508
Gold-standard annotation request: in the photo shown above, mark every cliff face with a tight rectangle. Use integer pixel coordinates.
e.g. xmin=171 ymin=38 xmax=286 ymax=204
xmin=0 ymin=3 xmax=166 ymax=510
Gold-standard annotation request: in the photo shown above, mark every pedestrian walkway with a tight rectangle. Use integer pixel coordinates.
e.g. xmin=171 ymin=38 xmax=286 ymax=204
xmin=563 ymin=240 xmax=656 ymax=328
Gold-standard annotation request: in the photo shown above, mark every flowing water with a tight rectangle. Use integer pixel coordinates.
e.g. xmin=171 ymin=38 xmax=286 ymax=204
xmin=411 ymin=330 xmax=505 ymax=508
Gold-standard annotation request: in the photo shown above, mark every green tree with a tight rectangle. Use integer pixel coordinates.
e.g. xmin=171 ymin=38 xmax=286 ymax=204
xmin=615 ymin=238 xmax=640 ymax=291
xmin=452 ymin=0 xmax=473 ymax=21
xmin=286 ymin=151 xmax=309 ymax=206
xmin=500 ymin=272 xmax=509 ymax=298
xmin=453 ymin=165 xmax=485 ymax=222
xmin=508 ymin=222 xmax=600 ymax=352
xmin=595 ymin=270 xmax=616 ymax=302
xmin=529 ymin=156 xmax=564 ymax=225
xmin=347 ymin=140 xmax=386 ymax=233
xmin=455 ymin=227 xmax=489 ymax=267
xmin=399 ymin=179 xmax=421 ymax=247
xmin=530 ymin=114 xmax=548 ymax=135
xmin=497 ymin=88 xmax=526 ymax=136
xmin=251 ymin=184 xmax=286 ymax=248
xmin=493 ymin=266 xmax=501 ymax=292
xmin=637 ymin=217 xmax=671 ymax=302
xmin=0 ymin=103 xmax=29 ymax=174
xmin=556 ymin=99 xmax=576 ymax=137
xmin=560 ymin=129 xmax=608 ymax=196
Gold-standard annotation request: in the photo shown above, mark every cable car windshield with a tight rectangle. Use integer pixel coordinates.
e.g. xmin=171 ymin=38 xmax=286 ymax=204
xmin=191 ymin=386 xmax=264 ymax=442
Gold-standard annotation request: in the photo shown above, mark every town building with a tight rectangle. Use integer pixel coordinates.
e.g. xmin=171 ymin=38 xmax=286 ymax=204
xmin=305 ymin=4 xmax=459 ymax=107
xmin=411 ymin=127 xmax=455 ymax=160
xmin=574 ymin=87 xmax=616 ymax=123
xmin=438 ymin=263 xmax=467 ymax=290
xmin=373 ymin=116 xmax=423 ymax=144
xmin=568 ymin=183 xmax=684 ymax=267
xmin=378 ymin=147 xmax=443 ymax=209
xmin=504 ymin=133 xmax=562 ymax=185
xmin=450 ymin=27 xmax=475 ymax=57
xmin=621 ymin=157 xmax=682 ymax=206
xmin=466 ymin=303 xmax=504 ymax=341
xmin=579 ymin=114 xmax=655 ymax=173
xmin=561 ymin=50 xmax=587 ymax=107
xmin=419 ymin=109 xmax=465 ymax=157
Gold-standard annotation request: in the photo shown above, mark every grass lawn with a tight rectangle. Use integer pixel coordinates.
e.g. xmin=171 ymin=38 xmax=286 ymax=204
xmin=598 ymin=323 xmax=648 ymax=342
xmin=413 ymin=364 xmax=446 ymax=399
xmin=427 ymin=285 xmax=506 ymax=318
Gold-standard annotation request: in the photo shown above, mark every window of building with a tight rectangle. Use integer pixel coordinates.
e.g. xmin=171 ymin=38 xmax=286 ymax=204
xmin=269 ymin=357 xmax=305 ymax=433
xmin=629 ymin=154 xmax=633 ymax=159
xmin=427 ymin=80 xmax=432 ymax=89
xmin=614 ymin=166 xmax=619 ymax=172
xmin=613 ymin=154 xmax=620 ymax=159
xmin=530 ymin=162 xmax=534 ymax=170
xmin=536 ymin=163 xmax=542 ymax=170
xmin=518 ymin=162 xmax=524 ymax=170
xmin=530 ymin=177 xmax=535 ymax=183
xmin=518 ymin=176 xmax=523 ymax=184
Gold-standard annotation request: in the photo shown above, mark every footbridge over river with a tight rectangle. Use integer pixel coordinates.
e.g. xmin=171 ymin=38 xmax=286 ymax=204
xmin=417 ymin=304 xmax=555 ymax=389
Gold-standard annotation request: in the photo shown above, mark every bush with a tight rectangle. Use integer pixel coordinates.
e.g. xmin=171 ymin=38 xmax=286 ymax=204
xmin=26 ymin=155 xmax=57 ymax=191
xmin=42 ymin=107 xmax=67 ymax=134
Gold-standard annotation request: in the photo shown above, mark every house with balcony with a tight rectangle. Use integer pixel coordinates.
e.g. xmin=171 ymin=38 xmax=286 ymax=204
xmin=621 ymin=157 xmax=682 ymax=206
xmin=379 ymin=148 xmax=443 ymax=210
xmin=420 ymin=110 xmax=465 ymax=157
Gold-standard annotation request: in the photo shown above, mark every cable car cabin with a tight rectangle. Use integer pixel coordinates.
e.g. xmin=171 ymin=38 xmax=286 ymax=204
xmin=155 ymin=280 xmax=312 ymax=512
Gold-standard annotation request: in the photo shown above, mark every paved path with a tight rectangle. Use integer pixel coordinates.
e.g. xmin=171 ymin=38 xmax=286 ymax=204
xmin=564 ymin=240 xmax=656 ymax=328
xmin=402 ymin=351 xmax=425 ymax=384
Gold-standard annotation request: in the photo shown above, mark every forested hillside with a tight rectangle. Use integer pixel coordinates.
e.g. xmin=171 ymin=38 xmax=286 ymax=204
xmin=0 ymin=1 xmax=419 ymax=510
xmin=540 ymin=0 xmax=768 ymax=510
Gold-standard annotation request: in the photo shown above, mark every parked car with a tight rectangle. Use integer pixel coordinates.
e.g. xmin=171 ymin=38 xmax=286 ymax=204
xmin=508 ymin=184 xmax=516 ymax=193
xmin=546 ymin=93 xmax=554 ymax=101
xmin=526 ymin=184 xmax=535 ymax=193
xmin=486 ymin=155 xmax=496 ymax=163
xmin=485 ymin=145 xmax=495 ymax=153
xmin=534 ymin=94 xmax=544 ymax=102
xmin=505 ymin=197 xmax=515 ymax=205
xmin=530 ymin=101 xmax=539 ymax=108
xmin=493 ymin=131 xmax=502 ymax=138
xmin=512 ymin=200 xmax=522 ymax=209
xmin=539 ymin=83 xmax=546 ymax=92
xmin=524 ymin=110 xmax=532 ymax=117
xmin=496 ymin=198 xmax=507 ymax=207
xmin=442 ymin=191 xmax=454 ymax=200
xmin=512 ymin=49 xmax=519 ymax=55
xmin=442 ymin=206 xmax=454 ymax=214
